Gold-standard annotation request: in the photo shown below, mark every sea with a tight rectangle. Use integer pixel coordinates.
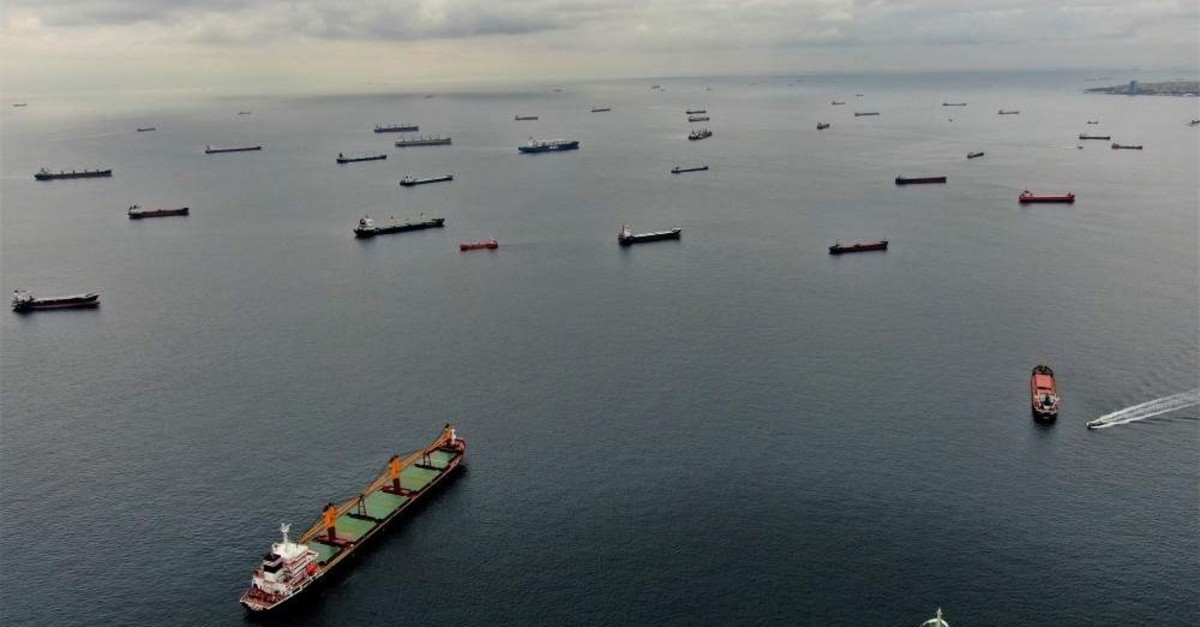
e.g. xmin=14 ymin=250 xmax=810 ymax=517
xmin=1 ymin=69 xmax=1197 ymax=626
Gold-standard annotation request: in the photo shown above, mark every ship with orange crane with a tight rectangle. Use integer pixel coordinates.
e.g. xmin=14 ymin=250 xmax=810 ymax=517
xmin=239 ymin=425 xmax=466 ymax=613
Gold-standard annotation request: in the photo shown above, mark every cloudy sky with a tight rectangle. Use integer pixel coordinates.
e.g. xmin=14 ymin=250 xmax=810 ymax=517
xmin=2 ymin=0 xmax=1197 ymax=95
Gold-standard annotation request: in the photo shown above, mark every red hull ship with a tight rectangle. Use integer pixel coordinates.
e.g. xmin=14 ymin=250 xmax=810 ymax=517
xmin=460 ymin=239 xmax=499 ymax=251
xmin=1019 ymin=191 xmax=1075 ymax=204
xmin=1031 ymin=365 xmax=1061 ymax=421
xmin=829 ymin=240 xmax=888 ymax=255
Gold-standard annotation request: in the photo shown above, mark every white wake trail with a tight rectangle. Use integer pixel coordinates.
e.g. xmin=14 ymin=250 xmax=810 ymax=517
xmin=1088 ymin=389 xmax=1200 ymax=428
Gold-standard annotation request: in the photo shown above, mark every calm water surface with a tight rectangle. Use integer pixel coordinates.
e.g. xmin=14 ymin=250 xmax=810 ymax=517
xmin=2 ymin=71 xmax=1198 ymax=626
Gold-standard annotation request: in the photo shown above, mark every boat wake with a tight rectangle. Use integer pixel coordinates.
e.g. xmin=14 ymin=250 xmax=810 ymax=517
xmin=1087 ymin=389 xmax=1200 ymax=429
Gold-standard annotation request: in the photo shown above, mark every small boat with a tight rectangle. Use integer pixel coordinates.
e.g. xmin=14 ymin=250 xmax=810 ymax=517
xmin=514 ymin=115 xmax=539 ymax=121
xmin=590 ymin=107 xmax=611 ymax=113
xmin=1019 ymin=190 xmax=1075 ymax=204
xmin=394 ymin=135 xmax=451 ymax=147
xmin=399 ymin=174 xmax=454 ymax=187
xmin=920 ymin=608 xmax=950 ymax=627
xmin=687 ymin=128 xmax=712 ymax=141
xmin=1078 ymin=134 xmax=1111 ymax=140
xmin=650 ymin=85 xmax=662 ymax=90
xmin=618 ymin=224 xmax=682 ymax=246
xmin=1030 ymin=364 xmax=1061 ymax=421
xmin=967 ymin=151 xmax=985 ymax=159
xmin=519 ymin=138 xmax=580 ymax=153
xmin=459 ymin=239 xmax=499 ymax=251
xmin=374 ymin=124 xmax=419 ymax=133
xmin=1086 ymin=120 xmax=1100 ymax=125
xmin=205 ymin=145 xmax=262 ymax=154
xmin=854 ymin=111 xmax=880 ymax=117
xmin=1086 ymin=419 xmax=1104 ymax=429
xmin=136 ymin=126 xmax=157 ymax=132
xmin=816 ymin=123 xmax=831 ymax=130
xmin=336 ymin=152 xmax=387 ymax=164
xmin=942 ymin=102 xmax=967 ymax=107
xmin=671 ymin=165 xmax=708 ymax=174
xmin=828 ymin=240 xmax=887 ymax=255
xmin=128 ymin=205 xmax=188 ymax=219
xmin=1111 ymin=143 xmax=1143 ymax=150
xmin=685 ymin=109 xmax=707 ymax=114
xmin=998 ymin=109 xmax=1020 ymax=115
xmin=1189 ymin=119 xmax=1200 ymax=126
xmin=687 ymin=115 xmax=711 ymax=122
xmin=831 ymin=101 xmax=845 ymax=105
xmin=11 ymin=290 xmax=99 ymax=312
xmin=353 ymin=214 xmax=444 ymax=238
xmin=895 ymin=176 xmax=947 ymax=185
xmin=34 ymin=167 xmax=112 ymax=181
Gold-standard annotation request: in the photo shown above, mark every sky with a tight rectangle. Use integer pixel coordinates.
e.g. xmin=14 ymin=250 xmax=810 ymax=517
xmin=2 ymin=0 xmax=1198 ymax=96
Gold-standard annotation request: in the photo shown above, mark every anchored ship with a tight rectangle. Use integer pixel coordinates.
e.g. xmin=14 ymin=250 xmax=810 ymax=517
xmin=336 ymin=152 xmax=387 ymax=164
xmin=1079 ymin=134 xmax=1111 ymax=140
xmin=831 ymin=101 xmax=845 ymax=105
xmin=685 ymin=109 xmax=707 ymax=114
xmin=942 ymin=102 xmax=967 ymax=106
xmin=590 ymin=107 xmax=611 ymax=113
xmin=687 ymin=128 xmax=712 ymax=141
xmin=205 ymin=145 xmax=262 ymax=154
xmin=519 ymin=138 xmax=580 ymax=153
xmin=998 ymin=109 xmax=1020 ymax=115
xmin=618 ymin=224 xmax=682 ymax=246
xmin=1019 ymin=190 xmax=1075 ymax=203
xmin=687 ymin=115 xmax=711 ymax=122
xmin=895 ymin=176 xmax=947 ymax=185
xmin=374 ymin=124 xmax=419 ymax=133
xmin=967 ymin=151 xmax=985 ymax=159
xmin=395 ymin=135 xmax=451 ymax=147
xmin=816 ymin=123 xmax=831 ymax=130
xmin=1031 ymin=364 xmax=1061 ymax=421
xmin=11 ymin=289 xmax=100 ymax=312
xmin=136 ymin=127 xmax=157 ymax=132
xmin=854 ymin=111 xmax=880 ymax=117
xmin=354 ymin=214 xmax=444 ymax=238
xmin=514 ymin=115 xmax=539 ymax=121
xmin=400 ymin=174 xmax=454 ymax=187
xmin=1111 ymin=143 xmax=1143 ymax=150
xmin=828 ymin=240 xmax=888 ymax=255
xmin=34 ymin=167 xmax=112 ymax=181
xmin=240 ymin=425 xmax=466 ymax=613
xmin=459 ymin=239 xmax=499 ymax=251
xmin=671 ymin=165 xmax=708 ymax=174
xmin=128 ymin=205 xmax=189 ymax=219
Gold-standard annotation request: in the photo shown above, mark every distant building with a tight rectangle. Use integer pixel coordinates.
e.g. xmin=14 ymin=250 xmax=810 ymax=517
xmin=1127 ymin=80 xmax=1139 ymax=95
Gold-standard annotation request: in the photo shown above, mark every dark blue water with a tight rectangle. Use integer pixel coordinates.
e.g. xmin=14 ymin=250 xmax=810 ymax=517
xmin=2 ymin=71 xmax=1197 ymax=626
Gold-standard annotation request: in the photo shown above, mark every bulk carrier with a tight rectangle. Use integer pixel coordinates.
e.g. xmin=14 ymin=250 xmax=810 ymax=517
xmin=239 ymin=425 xmax=466 ymax=613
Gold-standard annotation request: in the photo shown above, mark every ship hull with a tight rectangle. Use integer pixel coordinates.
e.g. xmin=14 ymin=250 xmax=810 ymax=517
xmin=336 ymin=155 xmax=387 ymax=164
xmin=829 ymin=242 xmax=888 ymax=255
xmin=34 ymin=170 xmax=112 ymax=181
xmin=355 ymin=219 xmax=445 ymax=238
xmin=619 ymin=229 xmax=682 ymax=246
xmin=129 ymin=208 xmax=189 ymax=219
xmin=519 ymin=142 xmax=579 ymax=153
xmin=205 ymin=146 xmax=262 ymax=154
xmin=895 ymin=177 xmax=947 ymax=185
xmin=400 ymin=176 xmax=454 ymax=187
xmin=13 ymin=293 xmax=100 ymax=312
xmin=1019 ymin=194 xmax=1074 ymax=204
xmin=671 ymin=166 xmax=708 ymax=174
xmin=241 ymin=437 xmax=467 ymax=613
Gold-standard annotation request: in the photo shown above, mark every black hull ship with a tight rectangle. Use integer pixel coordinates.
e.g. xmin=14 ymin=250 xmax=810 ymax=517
xmin=829 ymin=240 xmax=888 ymax=255
xmin=400 ymin=174 xmax=454 ymax=187
xmin=671 ymin=165 xmax=708 ymax=174
xmin=34 ymin=168 xmax=112 ymax=181
xmin=395 ymin=136 xmax=452 ymax=147
xmin=618 ymin=224 xmax=682 ymax=246
xmin=128 ymin=205 xmax=189 ymax=219
xmin=205 ymin=145 xmax=262 ymax=154
xmin=12 ymin=290 xmax=100 ymax=312
xmin=967 ymin=152 xmax=985 ymax=159
xmin=354 ymin=215 xmax=445 ymax=238
xmin=895 ymin=176 xmax=947 ymax=185
xmin=374 ymin=124 xmax=418 ymax=133
xmin=336 ymin=153 xmax=387 ymax=164
xmin=519 ymin=139 xmax=580 ymax=153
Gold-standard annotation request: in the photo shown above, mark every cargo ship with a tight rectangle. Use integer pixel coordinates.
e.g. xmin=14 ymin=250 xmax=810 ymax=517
xmin=336 ymin=152 xmax=387 ymax=164
xmin=34 ymin=167 xmax=112 ymax=181
xmin=685 ymin=109 xmax=707 ymax=114
xmin=128 ymin=204 xmax=189 ymax=219
xmin=590 ymin=107 xmax=612 ymax=113
xmin=1030 ymin=364 xmax=1060 ymax=421
xmin=831 ymin=101 xmax=845 ymax=105
xmin=1111 ymin=143 xmax=1143 ymax=150
xmin=1019 ymin=190 xmax=1075 ymax=203
xmin=854 ymin=112 xmax=880 ymax=117
xmin=1078 ymin=134 xmax=1111 ymax=140
xmin=895 ymin=176 xmax=947 ymax=185
xmin=967 ymin=151 xmax=985 ymax=159
xmin=816 ymin=123 xmax=831 ymax=130
xmin=687 ymin=128 xmax=712 ymax=141
xmin=400 ymin=174 xmax=454 ymax=187
xmin=687 ymin=115 xmax=710 ymax=122
xmin=942 ymin=102 xmax=967 ymax=107
xmin=998 ymin=109 xmax=1020 ymax=115
xmin=395 ymin=135 xmax=451 ymax=147
xmin=240 ymin=425 xmax=466 ymax=613
xmin=205 ymin=145 xmax=262 ymax=154
xmin=519 ymin=138 xmax=580 ymax=153
xmin=618 ymin=224 xmax=681 ymax=246
xmin=460 ymin=239 xmax=498 ymax=251
xmin=374 ymin=124 xmax=419 ymax=133
xmin=354 ymin=214 xmax=444 ymax=238
xmin=1086 ymin=120 xmax=1100 ymax=125
xmin=671 ymin=165 xmax=708 ymax=174
xmin=136 ymin=126 xmax=157 ymax=132
xmin=11 ymin=289 xmax=99 ymax=312
xmin=828 ymin=240 xmax=888 ymax=255
xmin=514 ymin=115 xmax=539 ymax=121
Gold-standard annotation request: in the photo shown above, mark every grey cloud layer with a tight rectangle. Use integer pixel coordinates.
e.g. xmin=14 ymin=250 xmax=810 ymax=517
xmin=9 ymin=0 xmax=1198 ymax=47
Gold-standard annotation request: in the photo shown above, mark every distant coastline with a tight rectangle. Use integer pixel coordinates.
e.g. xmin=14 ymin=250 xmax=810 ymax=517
xmin=1086 ymin=80 xmax=1199 ymax=96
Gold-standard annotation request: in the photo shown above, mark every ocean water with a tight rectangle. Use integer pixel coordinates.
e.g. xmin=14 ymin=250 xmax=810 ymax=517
xmin=1 ymin=70 xmax=1198 ymax=626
